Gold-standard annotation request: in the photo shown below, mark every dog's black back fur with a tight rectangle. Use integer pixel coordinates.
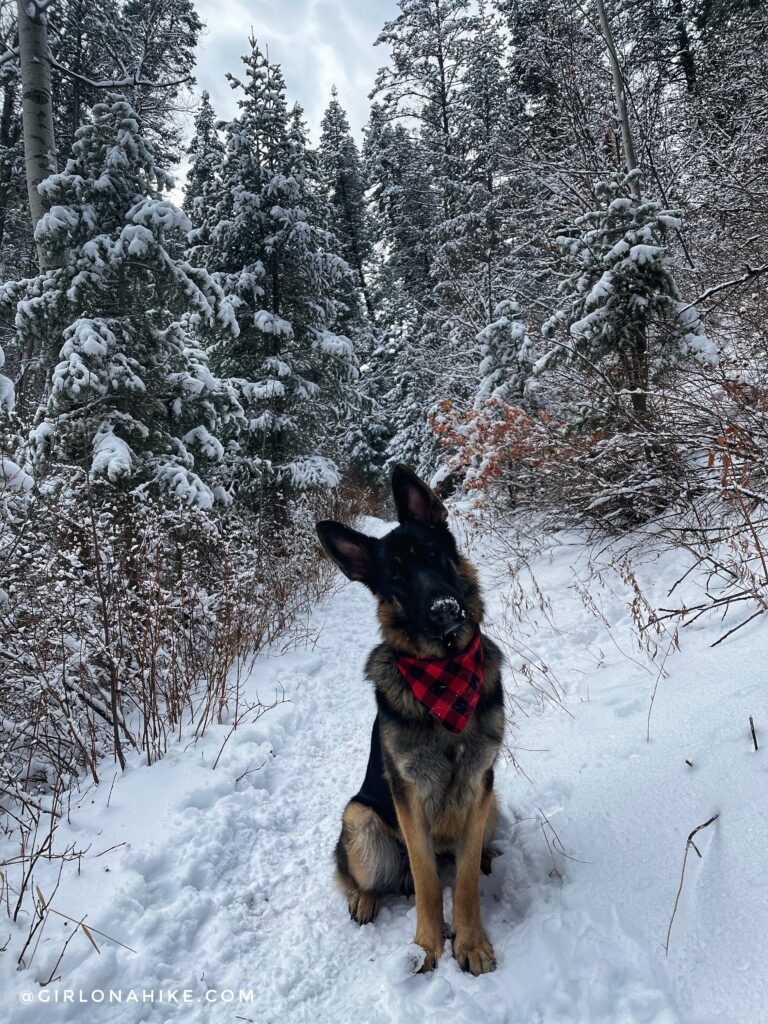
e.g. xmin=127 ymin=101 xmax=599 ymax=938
xmin=352 ymin=716 xmax=398 ymax=830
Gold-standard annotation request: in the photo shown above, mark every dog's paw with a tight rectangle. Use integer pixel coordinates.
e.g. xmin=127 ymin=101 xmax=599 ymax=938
xmin=411 ymin=930 xmax=445 ymax=973
xmin=452 ymin=933 xmax=496 ymax=976
xmin=412 ymin=947 xmax=442 ymax=974
xmin=348 ymin=890 xmax=378 ymax=925
xmin=481 ymin=845 xmax=501 ymax=876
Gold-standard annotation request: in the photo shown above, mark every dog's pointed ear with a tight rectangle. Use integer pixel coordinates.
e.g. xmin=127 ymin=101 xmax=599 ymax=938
xmin=391 ymin=464 xmax=448 ymax=527
xmin=316 ymin=521 xmax=376 ymax=583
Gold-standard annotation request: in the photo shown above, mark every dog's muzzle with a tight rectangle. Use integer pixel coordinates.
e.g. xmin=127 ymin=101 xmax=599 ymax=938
xmin=428 ymin=595 xmax=466 ymax=635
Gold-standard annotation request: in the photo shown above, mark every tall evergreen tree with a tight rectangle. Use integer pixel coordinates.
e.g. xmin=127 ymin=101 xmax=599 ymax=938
xmin=426 ymin=4 xmax=522 ymax=381
xmin=48 ymin=0 xmax=204 ymax=168
xmin=183 ymin=90 xmax=225 ymax=233
xmin=118 ymin=0 xmax=203 ymax=163
xmin=194 ymin=38 xmax=357 ymax=508
xmin=318 ymin=87 xmax=374 ymax=320
xmin=373 ymin=0 xmax=475 ymax=218
xmin=363 ymin=106 xmax=442 ymax=473
xmin=6 ymin=95 xmax=239 ymax=507
xmin=50 ymin=0 xmax=119 ymax=159
xmin=363 ymin=104 xmax=436 ymax=309
xmin=541 ymin=172 xmax=715 ymax=419
xmin=370 ymin=2 xmax=524 ymax=471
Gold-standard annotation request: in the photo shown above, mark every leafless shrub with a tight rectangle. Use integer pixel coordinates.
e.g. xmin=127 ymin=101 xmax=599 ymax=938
xmin=0 ymin=472 xmax=341 ymax=963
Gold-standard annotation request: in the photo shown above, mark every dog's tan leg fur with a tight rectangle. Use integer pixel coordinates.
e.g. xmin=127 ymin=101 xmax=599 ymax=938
xmin=452 ymin=788 xmax=496 ymax=975
xmin=337 ymin=801 xmax=395 ymax=924
xmin=393 ymin=791 xmax=445 ymax=971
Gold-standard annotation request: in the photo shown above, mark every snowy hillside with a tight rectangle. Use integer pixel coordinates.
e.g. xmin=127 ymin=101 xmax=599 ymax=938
xmin=3 ymin=514 xmax=765 ymax=1024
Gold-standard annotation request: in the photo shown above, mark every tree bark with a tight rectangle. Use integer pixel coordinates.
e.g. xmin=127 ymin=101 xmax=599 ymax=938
xmin=670 ymin=0 xmax=697 ymax=94
xmin=0 ymin=82 xmax=19 ymax=251
xmin=17 ymin=0 xmax=58 ymax=269
xmin=595 ymin=0 xmax=640 ymax=197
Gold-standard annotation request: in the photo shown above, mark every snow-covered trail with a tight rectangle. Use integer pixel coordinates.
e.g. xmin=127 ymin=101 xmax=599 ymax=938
xmin=4 ymin=516 xmax=766 ymax=1023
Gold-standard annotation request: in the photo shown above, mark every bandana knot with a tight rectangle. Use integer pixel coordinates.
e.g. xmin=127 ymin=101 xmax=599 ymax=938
xmin=395 ymin=630 xmax=484 ymax=734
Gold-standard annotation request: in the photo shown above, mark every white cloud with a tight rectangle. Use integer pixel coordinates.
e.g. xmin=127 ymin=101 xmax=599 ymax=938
xmin=168 ymin=0 xmax=397 ymax=199
xmin=191 ymin=0 xmax=396 ymax=143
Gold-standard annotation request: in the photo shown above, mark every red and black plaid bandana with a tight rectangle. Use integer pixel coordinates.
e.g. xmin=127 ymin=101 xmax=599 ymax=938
xmin=395 ymin=630 xmax=484 ymax=734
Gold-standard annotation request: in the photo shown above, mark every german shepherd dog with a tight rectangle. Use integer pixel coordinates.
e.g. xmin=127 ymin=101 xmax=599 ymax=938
xmin=316 ymin=466 xmax=504 ymax=976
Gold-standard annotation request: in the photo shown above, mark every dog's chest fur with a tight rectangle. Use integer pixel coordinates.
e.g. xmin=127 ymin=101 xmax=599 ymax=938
xmin=365 ymin=635 xmax=505 ymax=846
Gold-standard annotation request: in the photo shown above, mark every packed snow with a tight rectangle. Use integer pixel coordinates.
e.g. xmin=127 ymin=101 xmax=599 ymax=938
xmin=2 ymin=513 xmax=765 ymax=1023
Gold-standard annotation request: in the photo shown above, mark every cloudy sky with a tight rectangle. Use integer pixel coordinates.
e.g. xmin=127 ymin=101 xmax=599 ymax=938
xmin=191 ymin=0 xmax=399 ymax=146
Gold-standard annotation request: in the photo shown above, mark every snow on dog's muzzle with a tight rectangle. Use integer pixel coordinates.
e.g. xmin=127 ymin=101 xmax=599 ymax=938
xmin=428 ymin=595 xmax=466 ymax=634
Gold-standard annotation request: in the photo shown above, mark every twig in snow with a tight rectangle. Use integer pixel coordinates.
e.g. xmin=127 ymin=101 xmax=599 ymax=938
xmin=537 ymin=806 xmax=587 ymax=866
xmin=711 ymin=608 xmax=765 ymax=647
xmin=646 ymin=628 xmax=680 ymax=743
xmin=235 ymin=759 xmax=267 ymax=784
xmin=93 ymin=841 xmax=126 ymax=858
xmin=664 ymin=813 xmax=720 ymax=956
xmin=749 ymin=716 xmax=758 ymax=752
xmin=106 ymin=771 xmax=118 ymax=808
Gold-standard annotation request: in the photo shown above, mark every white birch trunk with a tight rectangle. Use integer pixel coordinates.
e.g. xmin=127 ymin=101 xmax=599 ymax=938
xmin=17 ymin=0 xmax=57 ymax=269
xmin=595 ymin=0 xmax=640 ymax=198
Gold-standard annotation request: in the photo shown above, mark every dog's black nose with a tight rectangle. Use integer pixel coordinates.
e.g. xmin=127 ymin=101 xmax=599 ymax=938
xmin=429 ymin=596 xmax=466 ymax=634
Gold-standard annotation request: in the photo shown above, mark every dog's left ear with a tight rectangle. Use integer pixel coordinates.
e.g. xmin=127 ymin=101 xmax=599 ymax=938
xmin=391 ymin=464 xmax=448 ymax=527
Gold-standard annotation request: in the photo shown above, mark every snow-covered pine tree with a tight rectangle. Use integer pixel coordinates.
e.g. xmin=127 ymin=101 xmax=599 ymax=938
xmin=363 ymin=104 xmax=436 ymax=309
xmin=370 ymin=3 xmax=532 ymax=475
xmin=117 ymin=0 xmax=203 ymax=164
xmin=50 ymin=0 xmax=118 ymax=159
xmin=316 ymin=89 xmax=387 ymax=480
xmin=373 ymin=0 xmax=474 ymax=220
xmin=318 ymin=87 xmax=375 ymax=321
xmin=541 ymin=171 xmax=716 ymax=418
xmin=429 ymin=4 xmax=527 ymax=403
xmin=362 ymin=107 xmax=442 ymax=474
xmin=370 ymin=2 xmax=521 ymax=475
xmin=4 ymin=95 xmax=240 ymax=508
xmin=476 ymin=299 xmax=534 ymax=408
xmin=183 ymin=90 xmax=225 ymax=236
xmin=195 ymin=38 xmax=357 ymax=509
xmin=47 ymin=0 xmax=202 ymax=169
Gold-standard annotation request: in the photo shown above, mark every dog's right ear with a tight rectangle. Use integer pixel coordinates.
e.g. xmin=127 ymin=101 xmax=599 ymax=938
xmin=316 ymin=521 xmax=375 ymax=584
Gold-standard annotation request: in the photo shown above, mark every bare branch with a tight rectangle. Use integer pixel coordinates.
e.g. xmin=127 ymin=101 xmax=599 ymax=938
xmin=664 ymin=814 xmax=720 ymax=955
xmin=49 ymin=55 xmax=191 ymax=91
xmin=30 ymin=0 xmax=60 ymax=14
xmin=678 ymin=264 xmax=768 ymax=315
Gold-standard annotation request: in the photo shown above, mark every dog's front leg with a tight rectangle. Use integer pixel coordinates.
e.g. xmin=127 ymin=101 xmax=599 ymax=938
xmin=393 ymin=791 xmax=445 ymax=971
xmin=452 ymin=786 xmax=496 ymax=976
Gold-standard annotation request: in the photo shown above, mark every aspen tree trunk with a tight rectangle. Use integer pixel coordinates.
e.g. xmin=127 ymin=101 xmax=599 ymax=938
xmin=595 ymin=0 xmax=640 ymax=199
xmin=17 ymin=0 xmax=58 ymax=270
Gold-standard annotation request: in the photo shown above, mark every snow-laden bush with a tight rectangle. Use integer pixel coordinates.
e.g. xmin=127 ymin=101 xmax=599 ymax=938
xmin=0 ymin=477 xmax=340 ymax=944
xmin=432 ymin=354 xmax=768 ymax=533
